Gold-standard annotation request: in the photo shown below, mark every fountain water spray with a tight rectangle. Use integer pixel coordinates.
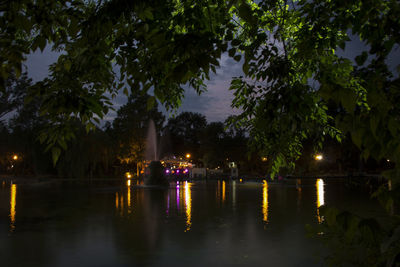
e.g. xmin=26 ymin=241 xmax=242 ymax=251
xmin=144 ymin=119 xmax=168 ymax=186
xmin=145 ymin=119 xmax=158 ymax=161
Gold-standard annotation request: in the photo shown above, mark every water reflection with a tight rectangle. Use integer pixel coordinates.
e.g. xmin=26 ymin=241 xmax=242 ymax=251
xmin=316 ymin=179 xmax=325 ymax=223
xmin=116 ymin=192 xmax=119 ymax=209
xmin=0 ymin=180 xmax=382 ymax=266
xmin=262 ymin=180 xmax=269 ymax=223
xmin=10 ymin=183 xmax=17 ymax=231
xmin=184 ymin=181 xmax=192 ymax=231
xmin=127 ymin=182 xmax=131 ymax=212
xmin=232 ymin=180 xmax=236 ymax=209
xmin=222 ymin=180 xmax=226 ymax=203
xmin=176 ymin=181 xmax=180 ymax=211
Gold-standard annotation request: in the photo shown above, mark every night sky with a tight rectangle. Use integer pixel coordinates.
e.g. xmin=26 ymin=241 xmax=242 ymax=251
xmin=25 ymin=49 xmax=243 ymax=124
xmin=24 ymin=36 xmax=399 ymax=124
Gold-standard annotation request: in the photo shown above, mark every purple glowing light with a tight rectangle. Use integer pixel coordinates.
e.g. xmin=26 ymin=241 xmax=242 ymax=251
xmin=176 ymin=169 xmax=180 ymax=174
xmin=165 ymin=169 xmax=170 ymax=174
xmin=184 ymin=168 xmax=188 ymax=173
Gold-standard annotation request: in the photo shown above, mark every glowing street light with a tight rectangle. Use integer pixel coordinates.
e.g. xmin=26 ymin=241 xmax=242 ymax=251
xmin=261 ymin=157 xmax=268 ymax=162
xmin=125 ymin=172 xmax=132 ymax=179
xmin=186 ymin=153 xmax=191 ymax=159
xmin=314 ymin=154 xmax=323 ymax=161
xmin=12 ymin=155 xmax=18 ymax=160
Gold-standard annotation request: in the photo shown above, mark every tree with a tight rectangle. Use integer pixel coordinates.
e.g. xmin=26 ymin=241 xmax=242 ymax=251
xmin=2 ymin=1 xmax=400 ymax=263
xmin=1 ymin=0 xmax=236 ymax=162
xmin=0 ymin=72 xmax=30 ymax=119
xmin=200 ymin=122 xmax=226 ymax=168
xmin=112 ymin=92 xmax=165 ymax=169
xmin=227 ymin=0 xmax=400 ymax=265
xmin=164 ymin=112 xmax=207 ymax=162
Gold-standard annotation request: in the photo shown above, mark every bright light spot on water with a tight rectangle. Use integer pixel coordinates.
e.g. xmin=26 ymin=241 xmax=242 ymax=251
xmin=127 ymin=186 xmax=131 ymax=212
xmin=262 ymin=181 xmax=268 ymax=223
xmin=184 ymin=182 xmax=192 ymax=232
xmin=316 ymin=179 xmax=325 ymax=223
xmin=316 ymin=179 xmax=325 ymax=208
xmin=10 ymin=184 xmax=17 ymax=231
xmin=222 ymin=181 xmax=226 ymax=203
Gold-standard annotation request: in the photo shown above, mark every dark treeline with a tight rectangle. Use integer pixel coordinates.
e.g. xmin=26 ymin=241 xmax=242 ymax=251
xmin=0 ymin=73 xmax=390 ymax=179
xmin=0 ymin=73 xmax=257 ymax=178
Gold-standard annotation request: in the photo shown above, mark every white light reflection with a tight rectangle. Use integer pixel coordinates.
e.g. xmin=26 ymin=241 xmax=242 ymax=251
xmin=184 ymin=181 xmax=192 ymax=232
xmin=316 ymin=179 xmax=325 ymax=223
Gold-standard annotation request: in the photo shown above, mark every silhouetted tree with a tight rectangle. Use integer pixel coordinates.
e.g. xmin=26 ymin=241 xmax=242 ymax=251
xmin=111 ymin=92 xmax=165 ymax=171
xmin=164 ymin=112 xmax=207 ymax=162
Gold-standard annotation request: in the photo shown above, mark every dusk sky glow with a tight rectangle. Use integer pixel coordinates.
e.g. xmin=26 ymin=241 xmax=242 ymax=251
xmin=25 ymin=48 xmax=243 ymax=124
xmin=24 ymin=35 xmax=399 ymax=125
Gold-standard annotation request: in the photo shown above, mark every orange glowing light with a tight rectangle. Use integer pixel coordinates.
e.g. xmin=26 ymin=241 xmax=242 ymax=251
xmin=12 ymin=155 xmax=18 ymax=160
xmin=314 ymin=154 xmax=323 ymax=161
xmin=186 ymin=153 xmax=191 ymax=159
xmin=10 ymin=184 xmax=17 ymax=231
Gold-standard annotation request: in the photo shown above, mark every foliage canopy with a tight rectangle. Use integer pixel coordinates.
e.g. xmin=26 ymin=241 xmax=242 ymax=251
xmin=2 ymin=1 xmax=400 ymax=263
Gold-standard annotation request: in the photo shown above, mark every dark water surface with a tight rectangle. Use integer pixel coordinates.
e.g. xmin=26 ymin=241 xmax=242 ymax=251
xmin=0 ymin=179 xmax=383 ymax=266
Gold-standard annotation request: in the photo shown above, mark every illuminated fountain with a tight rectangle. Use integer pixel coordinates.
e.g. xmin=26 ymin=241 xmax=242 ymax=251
xmin=144 ymin=119 xmax=169 ymax=186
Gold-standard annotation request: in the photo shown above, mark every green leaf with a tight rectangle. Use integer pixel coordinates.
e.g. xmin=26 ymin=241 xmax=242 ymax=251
xmin=238 ymin=3 xmax=254 ymax=24
xmin=143 ymin=8 xmax=154 ymax=20
xmin=147 ymin=96 xmax=156 ymax=110
xmin=38 ymin=37 xmax=46 ymax=52
xmin=51 ymin=147 xmax=61 ymax=166
xmin=123 ymin=87 xmax=129 ymax=96
xmin=233 ymin=55 xmax=241 ymax=62
xmin=351 ymin=130 xmax=363 ymax=149
xmin=231 ymin=39 xmax=241 ymax=47
xmin=228 ymin=48 xmax=236 ymax=57
xmin=370 ymin=115 xmax=379 ymax=137
xmin=64 ymin=60 xmax=72 ymax=71
xmin=355 ymin=51 xmax=368 ymax=66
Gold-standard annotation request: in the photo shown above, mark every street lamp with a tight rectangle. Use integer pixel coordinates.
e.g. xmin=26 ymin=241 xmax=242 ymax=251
xmin=314 ymin=154 xmax=323 ymax=161
xmin=186 ymin=153 xmax=191 ymax=159
xmin=12 ymin=155 xmax=18 ymax=161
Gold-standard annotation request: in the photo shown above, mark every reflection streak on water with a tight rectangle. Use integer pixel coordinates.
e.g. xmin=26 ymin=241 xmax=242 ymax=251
xmin=127 ymin=184 xmax=131 ymax=212
xmin=116 ymin=192 xmax=119 ymax=209
xmin=262 ymin=180 xmax=268 ymax=223
xmin=167 ymin=194 xmax=170 ymax=215
xmin=184 ymin=181 xmax=192 ymax=231
xmin=10 ymin=184 xmax=17 ymax=231
xmin=222 ymin=180 xmax=226 ymax=203
xmin=176 ymin=182 xmax=180 ymax=211
xmin=316 ymin=179 xmax=325 ymax=223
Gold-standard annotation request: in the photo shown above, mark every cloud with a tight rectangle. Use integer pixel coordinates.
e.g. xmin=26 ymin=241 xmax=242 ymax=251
xmin=171 ymin=53 xmax=244 ymax=123
xmin=25 ymin=48 xmax=244 ymax=124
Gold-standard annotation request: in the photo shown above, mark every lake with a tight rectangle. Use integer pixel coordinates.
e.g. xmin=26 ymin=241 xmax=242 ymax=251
xmin=0 ymin=178 xmax=383 ymax=266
